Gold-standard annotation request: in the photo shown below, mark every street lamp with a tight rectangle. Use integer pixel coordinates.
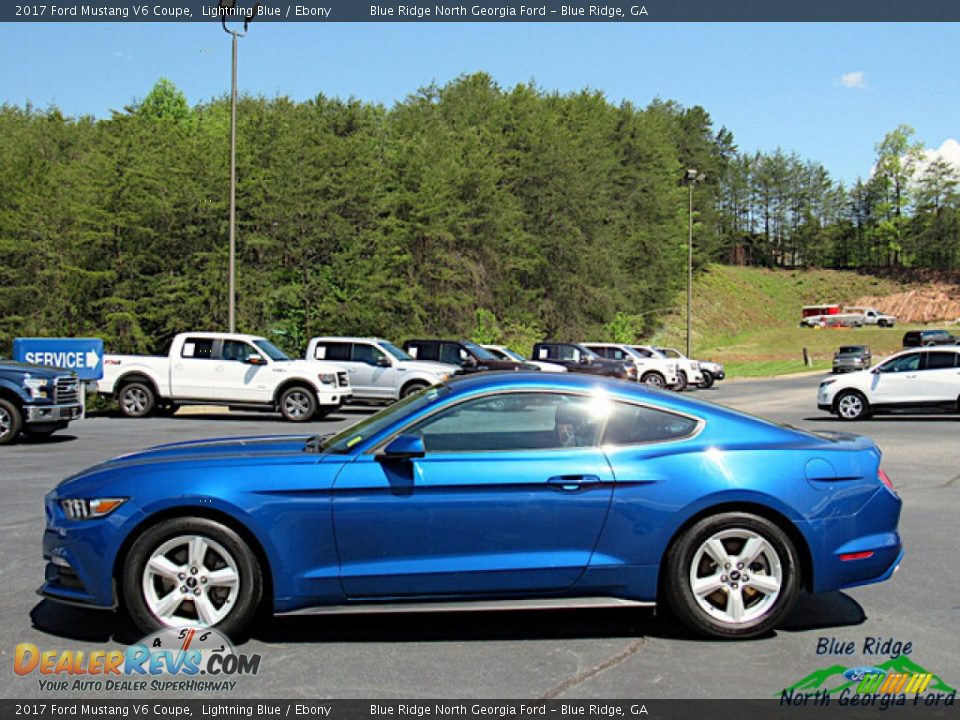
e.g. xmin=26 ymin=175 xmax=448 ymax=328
xmin=682 ymin=168 xmax=705 ymax=358
xmin=219 ymin=0 xmax=259 ymax=333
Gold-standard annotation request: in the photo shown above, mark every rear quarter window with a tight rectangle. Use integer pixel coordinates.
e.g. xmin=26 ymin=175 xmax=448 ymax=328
xmin=602 ymin=402 xmax=700 ymax=445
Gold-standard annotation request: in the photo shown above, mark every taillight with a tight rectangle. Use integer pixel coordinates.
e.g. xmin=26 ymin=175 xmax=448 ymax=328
xmin=878 ymin=469 xmax=894 ymax=491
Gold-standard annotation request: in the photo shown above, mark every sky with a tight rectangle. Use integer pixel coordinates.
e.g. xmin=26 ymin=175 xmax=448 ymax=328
xmin=1 ymin=22 xmax=959 ymax=185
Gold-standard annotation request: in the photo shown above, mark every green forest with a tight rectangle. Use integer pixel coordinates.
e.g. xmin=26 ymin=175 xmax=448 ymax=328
xmin=1 ymin=74 xmax=957 ymax=356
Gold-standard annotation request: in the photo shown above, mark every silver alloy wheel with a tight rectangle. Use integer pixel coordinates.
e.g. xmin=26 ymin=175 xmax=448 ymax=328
xmin=643 ymin=373 xmax=665 ymax=388
xmin=0 ymin=406 xmax=11 ymax=437
xmin=142 ymin=534 xmax=240 ymax=628
xmin=283 ymin=390 xmax=312 ymax=419
xmin=837 ymin=393 xmax=864 ymax=419
xmin=122 ymin=387 xmax=149 ymax=415
xmin=689 ymin=528 xmax=783 ymax=625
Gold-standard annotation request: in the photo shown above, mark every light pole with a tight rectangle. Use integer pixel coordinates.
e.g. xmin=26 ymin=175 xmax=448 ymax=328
xmin=219 ymin=1 xmax=259 ymax=333
xmin=683 ymin=168 xmax=705 ymax=358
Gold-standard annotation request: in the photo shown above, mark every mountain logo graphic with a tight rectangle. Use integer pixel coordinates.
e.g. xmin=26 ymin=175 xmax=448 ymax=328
xmin=780 ymin=656 xmax=956 ymax=696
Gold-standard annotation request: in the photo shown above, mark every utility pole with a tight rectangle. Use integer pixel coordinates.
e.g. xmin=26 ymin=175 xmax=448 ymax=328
xmin=683 ymin=168 xmax=705 ymax=357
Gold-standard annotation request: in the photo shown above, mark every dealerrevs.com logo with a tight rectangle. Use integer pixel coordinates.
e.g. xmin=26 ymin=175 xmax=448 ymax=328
xmin=13 ymin=627 xmax=261 ymax=692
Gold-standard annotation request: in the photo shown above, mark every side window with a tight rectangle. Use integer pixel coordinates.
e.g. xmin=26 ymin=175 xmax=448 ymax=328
xmin=405 ymin=393 xmax=606 ymax=452
xmin=438 ymin=344 xmax=462 ymax=365
xmin=557 ymin=345 xmax=580 ymax=361
xmin=924 ymin=352 xmax=957 ymax=370
xmin=221 ymin=340 xmax=257 ymax=363
xmin=409 ymin=342 xmax=438 ymax=361
xmin=879 ymin=354 xmax=921 ymax=373
xmin=589 ymin=347 xmax=609 ymax=359
xmin=602 ymin=402 xmax=700 ymax=445
xmin=353 ymin=343 xmax=385 ymax=366
xmin=181 ymin=338 xmax=214 ymax=359
xmin=535 ymin=345 xmax=553 ymax=361
xmin=314 ymin=342 xmax=351 ymax=361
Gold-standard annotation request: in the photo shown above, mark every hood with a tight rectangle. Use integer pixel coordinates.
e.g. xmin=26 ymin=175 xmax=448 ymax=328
xmin=288 ymin=359 xmax=347 ymax=374
xmin=58 ymin=434 xmax=324 ymax=491
xmin=397 ymin=360 xmax=459 ymax=375
xmin=0 ymin=361 xmax=70 ymax=378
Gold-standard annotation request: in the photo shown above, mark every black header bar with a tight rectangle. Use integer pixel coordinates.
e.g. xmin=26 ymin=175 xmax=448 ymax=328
xmin=5 ymin=0 xmax=960 ymax=22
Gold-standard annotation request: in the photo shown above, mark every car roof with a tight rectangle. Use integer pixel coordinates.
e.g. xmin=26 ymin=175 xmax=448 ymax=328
xmin=310 ymin=336 xmax=387 ymax=344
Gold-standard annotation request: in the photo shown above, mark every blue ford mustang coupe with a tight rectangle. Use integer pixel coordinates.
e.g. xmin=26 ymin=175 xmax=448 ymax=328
xmin=42 ymin=372 xmax=903 ymax=639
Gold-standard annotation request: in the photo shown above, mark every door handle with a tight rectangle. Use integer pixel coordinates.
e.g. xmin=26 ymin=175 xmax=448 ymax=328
xmin=905 ymin=374 xmax=917 ymax=379
xmin=547 ymin=474 xmax=601 ymax=491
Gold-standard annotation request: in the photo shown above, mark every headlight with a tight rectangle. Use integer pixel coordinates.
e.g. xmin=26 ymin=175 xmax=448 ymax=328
xmin=60 ymin=498 xmax=127 ymax=520
xmin=820 ymin=379 xmax=837 ymax=388
xmin=318 ymin=373 xmax=336 ymax=385
xmin=23 ymin=375 xmax=52 ymax=400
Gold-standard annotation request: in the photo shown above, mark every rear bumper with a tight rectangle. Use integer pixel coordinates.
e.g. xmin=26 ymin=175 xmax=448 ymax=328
xmin=25 ymin=403 xmax=82 ymax=424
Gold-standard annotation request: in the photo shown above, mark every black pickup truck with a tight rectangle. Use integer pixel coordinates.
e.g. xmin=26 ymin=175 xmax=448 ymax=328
xmin=402 ymin=339 xmax=537 ymax=373
xmin=531 ymin=342 xmax=632 ymax=380
xmin=0 ymin=361 xmax=82 ymax=444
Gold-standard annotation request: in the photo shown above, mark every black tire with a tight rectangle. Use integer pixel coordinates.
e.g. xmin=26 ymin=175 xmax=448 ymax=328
xmin=834 ymin=390 xmax=870 ymax=421
xmin=22 ymin=426 xmax=57 ymax=439
xmin=0 ymin=399 xmax=22 ymax=445
xmin=117 ymin=382 xmax=156 ymax=418
xmin=278 ymin=385 xmax=317 ymax=422
xmin=122 ymin=517 xmax=263 ymax=638
xmin=877 ymin=319 xmax=888 ymax=328
xmin=663 ymin=512 xmax=800 ymax=639
xmin=698 ymin=370 xmax=715 ymax=390
xmin=400 ymin=381 xmax=430 ymax=399
xmin=641 ymin=372 xmax=666 ymax=389
xmin=673 ymin=371 xmax=688 ymax=392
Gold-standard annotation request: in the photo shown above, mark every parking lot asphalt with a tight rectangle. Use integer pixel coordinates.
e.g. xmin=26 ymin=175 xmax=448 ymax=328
xmin=1 ymin=375 xmax=957 ymax=699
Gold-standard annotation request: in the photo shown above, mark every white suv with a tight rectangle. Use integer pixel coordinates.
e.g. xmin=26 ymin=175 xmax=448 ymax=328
xmin=582 ymin=343 xmax=679 ymax=389
xmin=307 ymin=337 xmax=458 ymax=402
xmin=818 ymin=347 xmax=960 ymax=420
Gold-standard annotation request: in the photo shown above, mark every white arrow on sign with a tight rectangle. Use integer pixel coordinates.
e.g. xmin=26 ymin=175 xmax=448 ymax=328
xmin=85 ymin=350 xmax=100 ymax=369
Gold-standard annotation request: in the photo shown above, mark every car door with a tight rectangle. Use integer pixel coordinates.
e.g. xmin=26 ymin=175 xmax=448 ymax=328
xmin=917 ymin=351 xmax=960 ymax=403
xmin=331 ymin=391 xmax=615 ymax=598
xmin=212 ymin=339 xmax=270 ymax=402
xmin=350 ymin=342 xmax=395 ymax=399
xmin=870 ymin=352 xmax=923 ymax=406
xmin=170 ymin=337 xmax=217 ymax=399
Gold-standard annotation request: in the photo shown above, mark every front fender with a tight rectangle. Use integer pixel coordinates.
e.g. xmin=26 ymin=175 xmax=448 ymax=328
xmin=0 ymin=377 xmax=29 ymax=404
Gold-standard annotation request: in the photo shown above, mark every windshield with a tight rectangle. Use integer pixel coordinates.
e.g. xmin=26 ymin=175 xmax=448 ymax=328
xmin=380 ymin=340 xmax=413 ymax=361
xmin=462 ymin=341 xmax=497 ymax=361
xmin=838 ymin=346 xmax=864 ymax=354
xmin=253 ymin=339 xmax=292 ymax=362
xmin=319 ymin=384 xmax=453 ymax=453
xmin=500 ymin=348 xmax=526 ymax=362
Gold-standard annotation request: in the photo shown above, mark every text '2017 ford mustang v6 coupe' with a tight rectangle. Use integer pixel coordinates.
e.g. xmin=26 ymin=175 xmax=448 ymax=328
xmin=42 ymin=372 xmax=902 ymax=639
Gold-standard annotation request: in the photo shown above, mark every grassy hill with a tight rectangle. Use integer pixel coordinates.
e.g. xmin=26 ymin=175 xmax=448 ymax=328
xmin=653 ymin=266 xmax=925 ymax=377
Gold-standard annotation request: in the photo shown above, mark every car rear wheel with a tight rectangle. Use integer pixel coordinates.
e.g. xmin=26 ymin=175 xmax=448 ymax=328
xmin=278 ymin=385 xmax=317 ymax=422
xmin=698 ymin=370 xmax=715 ymax=389
xmin=118 ymin=382 xmax=156 ymax=418
xmin=663 ymin=512 xmax=799 ymax=639
xmin=123 ymin=517 xmax=262 ymax=637
xmin=835 ymin=390 xmax=870 ymax=421
xmin=641 ymin=372 xmax=666 ymax=388
xmin=673 ymin=371 xmax=688 ymax=392
xmin=0 ymin=399 xmax=22 ymax=445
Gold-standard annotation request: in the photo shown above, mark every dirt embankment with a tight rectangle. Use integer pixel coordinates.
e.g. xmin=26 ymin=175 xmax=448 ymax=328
xmin=853 ymin=283 xmax=960 ymax=324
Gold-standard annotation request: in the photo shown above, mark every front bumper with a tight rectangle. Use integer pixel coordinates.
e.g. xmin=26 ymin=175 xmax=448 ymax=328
xmin=25 ymin=403 xmax=82 ymax=424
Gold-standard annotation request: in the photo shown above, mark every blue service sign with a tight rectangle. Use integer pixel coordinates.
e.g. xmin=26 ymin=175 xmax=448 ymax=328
xmin=12 ymin=338 xmax=104 ymax=381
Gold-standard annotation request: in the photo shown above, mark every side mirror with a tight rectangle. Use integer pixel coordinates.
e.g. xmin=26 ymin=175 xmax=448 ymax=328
xmin=376 ymin=435 xmax=425 ymax=463
xmin=245 ymin=355 xmax=266 ymax=366
xmin=462 ymin=356 xmax=478 ymax=368
xmin=376 ymin=356 xmax=391 ymax=367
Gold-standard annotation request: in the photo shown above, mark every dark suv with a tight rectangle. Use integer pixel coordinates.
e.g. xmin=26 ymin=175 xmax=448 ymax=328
xmin=0 ymin=361 xmax=82 ymax=444
xmin=902 ymin=329 xmax=957 ymax=348
xmin=402 ymin=339 xmax=535 ymax=373
xmin=531 ymin=342 xmax=631 ymax=380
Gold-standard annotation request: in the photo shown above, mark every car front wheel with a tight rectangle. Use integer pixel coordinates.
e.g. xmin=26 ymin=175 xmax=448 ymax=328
xmin=664 ymin=512 xmax=799 ymax=639
xmin=835 ymin=390 xmax=870 ymax=420
xmin=641 ymin=372 xmax=666 ymax=388
xmin=698 ymin=370 xmax=715 ymax=389
xmin=123 ymin=517 xmax=262 ymax=637
xmin=0 ymin=399 xmax=22 ymax=445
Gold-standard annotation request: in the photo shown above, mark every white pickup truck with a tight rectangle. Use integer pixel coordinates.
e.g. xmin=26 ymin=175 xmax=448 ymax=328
xmin=97 ymin=332 xmax=352 ymax=421
xmin=306 ymin=336 xmax=458 ymax=401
